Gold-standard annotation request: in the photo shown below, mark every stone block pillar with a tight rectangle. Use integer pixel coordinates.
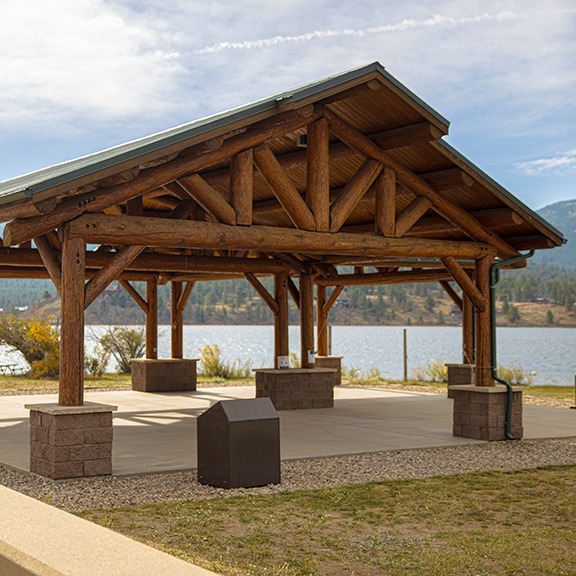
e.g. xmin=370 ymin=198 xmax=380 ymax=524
xmin=255 ymin=368 xmax=335 ymax=410
xmin=446 ymin=363 xmax=475 ymax=398
xmin=452 ymin=385 xmax=523 ymax=441
xmin=131 ymin=358 xmax=198 ymax=392
xmin=315 ymin=356 xmax=342 ymax=385
xmin=26 ymin=402 xmax=117 ymax=480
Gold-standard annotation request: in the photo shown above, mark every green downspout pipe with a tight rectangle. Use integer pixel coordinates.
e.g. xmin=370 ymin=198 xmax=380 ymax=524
xmin=489 ymin=250 xmax=535 ymax=440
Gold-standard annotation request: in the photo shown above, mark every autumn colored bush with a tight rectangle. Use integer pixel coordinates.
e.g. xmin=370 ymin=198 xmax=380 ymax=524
xmin=0 ymin=314 xmax=60 ymax=378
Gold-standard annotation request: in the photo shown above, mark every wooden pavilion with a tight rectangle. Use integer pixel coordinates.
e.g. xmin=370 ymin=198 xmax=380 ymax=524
xmin=0 ymin=63 xmax=564 ymax=479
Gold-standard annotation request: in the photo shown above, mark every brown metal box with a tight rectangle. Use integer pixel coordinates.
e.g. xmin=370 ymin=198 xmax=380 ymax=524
xmin=197 ymin=398 xmax=280 ymax=489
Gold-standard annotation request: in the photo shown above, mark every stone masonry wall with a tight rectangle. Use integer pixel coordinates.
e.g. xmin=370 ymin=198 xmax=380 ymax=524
xmin=29 ymin=409 xmax=114 ymax=480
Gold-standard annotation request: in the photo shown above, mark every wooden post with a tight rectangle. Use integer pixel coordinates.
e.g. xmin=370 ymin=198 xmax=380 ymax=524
xmin=274 ymin=273 xmax=289 ymax=368
xmin=462 ymin=292 xmax=475 ymax=365
xmin=307 ymin=118 xmax=330 ymax=232
xmin=474 ymin=256 xmax=494 ymax=386
xmin=146 ymin=278 xmax=158 ymax=359
xmin=300 ymin=270 xmax=315 ymax=368
xmin=230 ymin=149 xmax=253 ymax=226
xmin=317 ymin=284 xmax=329 ymax=357
xmin=59 ymin=236 xmax=85 ymax=406
xmin=171 ymin=281 xmax=183 ymax=359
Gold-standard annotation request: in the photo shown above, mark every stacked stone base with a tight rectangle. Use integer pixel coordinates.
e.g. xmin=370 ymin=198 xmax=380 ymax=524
xmin=315 ymin=356 xmax=342 ymax=386
xmin=452 ymin=385 xmax=523 ymax=441
xmin=26 ymin=402 xmax=117 ymax=480
xmin=446 ymin=363 xmax=475 ymax=398
xmin=131 ymin=358 xmax=197 ymax=392
xmin=255 ymin=368 xmax=335 ymax=410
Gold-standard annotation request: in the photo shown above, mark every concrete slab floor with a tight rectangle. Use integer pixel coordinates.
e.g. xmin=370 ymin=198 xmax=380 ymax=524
xmin=0 ymin=386 xmax=574 ymax=476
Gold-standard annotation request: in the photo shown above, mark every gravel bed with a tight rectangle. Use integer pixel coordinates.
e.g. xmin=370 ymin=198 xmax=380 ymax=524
xmin=1 ymin=437 xmax=576 ymax=513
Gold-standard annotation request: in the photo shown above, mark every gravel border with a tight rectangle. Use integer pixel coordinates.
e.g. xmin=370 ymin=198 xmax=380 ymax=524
xmin=1 ymin=437 xmax=576 ymax=513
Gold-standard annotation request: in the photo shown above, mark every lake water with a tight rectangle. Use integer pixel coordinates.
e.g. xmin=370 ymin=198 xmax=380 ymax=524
xmin=2 ymin=325 xmax=575 ymax=387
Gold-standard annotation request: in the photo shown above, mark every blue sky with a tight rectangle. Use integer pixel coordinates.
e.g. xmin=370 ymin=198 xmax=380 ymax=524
xmin=0 ymin=0 xmax=574 ymax=210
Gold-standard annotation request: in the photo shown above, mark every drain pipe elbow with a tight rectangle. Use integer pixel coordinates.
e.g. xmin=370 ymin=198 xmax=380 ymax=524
xmin=490 ymin=251 xmax=534 ymax=440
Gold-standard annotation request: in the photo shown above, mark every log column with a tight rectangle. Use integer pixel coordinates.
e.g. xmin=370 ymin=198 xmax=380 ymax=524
xmin=171 ymin=281 xmax=183 ymax=359
xmin=300 ymin=269 xmax=315 ymax=368
xmin=146 ymin=278 xmax=158 ymax=359
xmin=462 ymin=292 xmax=475 ymax=365
xmin=474 ymin=255 xmax=493 ymax=387
xmin=59 ymin=236 xmax=86 ymax=406
xmin=274 ymin=272 xmax=289 ymax=368
xmin=316 ymin=285 xmax=328 ymax=357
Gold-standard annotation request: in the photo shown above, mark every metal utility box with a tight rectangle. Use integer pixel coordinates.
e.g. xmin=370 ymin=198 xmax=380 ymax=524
xmin=197 ymin=398 xmax=280 ymax=489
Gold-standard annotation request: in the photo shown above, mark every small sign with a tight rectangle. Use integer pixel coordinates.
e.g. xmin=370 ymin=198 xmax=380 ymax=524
xmin=277 ymin=356 xmax=290 ymax=369
xmin=308 ymin=350 xmax=316 ymax=364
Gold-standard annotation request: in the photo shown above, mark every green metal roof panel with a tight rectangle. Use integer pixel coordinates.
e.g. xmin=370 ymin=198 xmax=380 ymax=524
xmin=0 ymin=62 xmax=449 ymax=206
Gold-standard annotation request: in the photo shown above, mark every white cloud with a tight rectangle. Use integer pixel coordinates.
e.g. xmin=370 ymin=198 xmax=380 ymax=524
xmin=0 ymin=0 xmax=184 ymax=133
xmin=516 ymin=150 xmax=576 ymax=176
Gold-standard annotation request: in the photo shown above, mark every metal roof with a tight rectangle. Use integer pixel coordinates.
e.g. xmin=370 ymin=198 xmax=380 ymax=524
xmin=0 ymin=62 xmax=449 ymax=205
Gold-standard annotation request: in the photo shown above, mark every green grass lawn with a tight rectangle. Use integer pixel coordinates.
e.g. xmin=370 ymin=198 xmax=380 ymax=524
xmin=79 ymin=465 xmax=576 ymax=576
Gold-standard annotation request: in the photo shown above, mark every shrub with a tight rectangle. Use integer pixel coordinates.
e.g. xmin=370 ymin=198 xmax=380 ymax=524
xmin=85 ymin=344 xmax=111 ymax=377
xmin=497 ymin=363 xmax=534 ymax=386
xmin=100 ymin=327 xmax=145 ymax=373
xmin=0 ymin=314 xmax=59 ymax=378
xmin=343 ymin=366 xmax=384 ymax=384
xmin=411 ymin=360 xmax=448 ymax=382
xmin=199 ymin=344 xmax=252 ymax=379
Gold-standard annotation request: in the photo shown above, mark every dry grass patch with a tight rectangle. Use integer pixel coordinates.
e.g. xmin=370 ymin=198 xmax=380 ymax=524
xmin=79 ymin=466 xmax=576 ymax=575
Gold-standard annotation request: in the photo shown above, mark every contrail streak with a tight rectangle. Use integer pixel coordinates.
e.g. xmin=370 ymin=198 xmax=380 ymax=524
xmin=193 ymin=12 xmax=517 ymax=54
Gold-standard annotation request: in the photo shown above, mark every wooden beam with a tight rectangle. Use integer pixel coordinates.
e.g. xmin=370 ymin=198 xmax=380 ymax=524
xmin=395 ymin=197 xmax=432 ymax=237
xmin=287 ymin=276 xmax=300 ymax=310
xmin=230 ymin=149 xmax=253 ymax=226
xmin=439 ymin=280 xmax=463 ymax=311
xmin=3 ymin=108 xmax=321 ymax=246
xmin=442 ymin=256 xmax=485 ymax=312
xmin=323 ymin=285 xmax=344 ymax=315
xmin=329 ymin=160 xmax=383 ymax=233
xmin=324 ymin=108 xmax=520 ymax=260
xmin=84 ymin=246 xmax=145 ymax=309
xmin=274 ymin=272 xmax=289 ymax=368
xmin=146 ymin=279 xmax=158 ymax=359
xmin=419 ymin=168 xmax=474 ymax=190
xmin=33 ymin=235 xmax=62 ymax=295
xmin=475 ymin=255 xmax=494 ymax=386
xmin=244 ymin=272 xmax=279 ymax=314
xmin=253 ymin=145 xmax=316 ymax=230
xmin=462 ymin=289 xmax=475 ymax=365
xmin=307 ymin=118 xmax=330 ymax=232
xmin=120 ymin=280 xmax=148 ymax=313
xmin=300 ymin=271 xmax=315 ymax=368
xmin=316 ymin=284 xmax=328 ymax=357
xmin=59 ymin=236 xmax=85 ymax=406
xmin=171 ymin=282 xmax=183 ymax=358
xmin=68 ymin=214 xmax=496 ymax=260
xmin=316 ymin=269 xmax=452 ymax=287
xmin=177 ymin=174 xmax=236 ymax=225
xmin=375 ymin=168 xmax=396 ymax=237
xmin=126 ymin=195 xmax=143 ymax=216
xmin=408 ymin=208 xmax=525 ymax=237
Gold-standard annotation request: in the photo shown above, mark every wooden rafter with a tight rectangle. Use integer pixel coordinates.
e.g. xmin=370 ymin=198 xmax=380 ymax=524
xmin=33 ymin=235 xmax=62 ymax=294
xmin=439 ymin=280 xmax=463 ymax=311
xmin=244 ymin=272 xmax=279 ymax=314
xmin=3 ymin=108 xmax=321 ymax=246
xmin=253 ymin=145 xmax=316 ymax=230
xmin=394 ymin=197 xmax=432 ymax=237
xmin=306 ymin=118 xmax=330 ymax=232
xmin=177 ymin=174 xmax=236 ymax=225
xmin=329 ymin=159 xmax=382 ymax=233
xmin=84 ymin=245 xmax=145 ymax=308
xmin=374 ymin=168 xmax=396 ymax=237
xmin=441 ymin=256 xmax=485 ymax=312
xmin=120 ymin=280 xmax=148 ymax=313
xmin=324 ymin=108 xmax=521 ymax=260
